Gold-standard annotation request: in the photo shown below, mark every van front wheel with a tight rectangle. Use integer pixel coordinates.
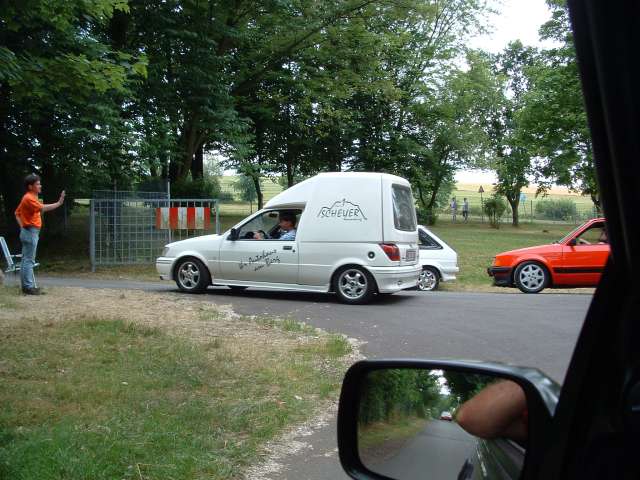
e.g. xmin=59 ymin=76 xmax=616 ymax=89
xmin=175 ymin=258 xmax=210 ymax=293
xmin=334 ymin=267 xmax=375 ymax=304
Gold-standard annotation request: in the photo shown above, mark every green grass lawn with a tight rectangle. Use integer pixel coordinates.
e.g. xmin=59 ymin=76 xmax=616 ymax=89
xmin=0 ymin=287 xmax=351 ymax=480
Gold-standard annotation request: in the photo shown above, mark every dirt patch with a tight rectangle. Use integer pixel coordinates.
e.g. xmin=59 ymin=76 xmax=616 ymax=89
xmin=1 ymin=287 xmax=275 ymax=344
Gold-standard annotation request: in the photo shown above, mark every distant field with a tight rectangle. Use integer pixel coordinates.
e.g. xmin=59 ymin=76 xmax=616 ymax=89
xmin=217 ymin=176 xmax=597 ymax=217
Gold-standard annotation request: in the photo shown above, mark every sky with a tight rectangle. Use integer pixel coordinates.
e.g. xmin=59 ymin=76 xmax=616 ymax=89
xmin=455 ymin=0 xmax=554 ymax=186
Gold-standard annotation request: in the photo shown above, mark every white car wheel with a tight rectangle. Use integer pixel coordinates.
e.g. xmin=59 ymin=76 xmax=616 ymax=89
xmin=417 ymin=267 xmax=440 ymax=291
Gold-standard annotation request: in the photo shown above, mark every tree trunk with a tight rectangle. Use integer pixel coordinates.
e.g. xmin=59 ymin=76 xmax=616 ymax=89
xmin=507 ymin=195 xmax=520 ymax=227
xmin=252 ymin=175 xmax=264 ymax=210
xmin=191 ymin=143 xmax=204 ymax=179
xmin=286 ymin=156 xmax=294 ymax=188
xmin=175 ymin=121 xmax=199 ymax=180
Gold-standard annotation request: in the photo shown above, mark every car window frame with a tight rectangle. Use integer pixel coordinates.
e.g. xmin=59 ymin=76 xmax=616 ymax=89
xmin=418 ymin=228 xmax=443 ymax=250
xmin=234 ymin=209 xmax=302 ymax=241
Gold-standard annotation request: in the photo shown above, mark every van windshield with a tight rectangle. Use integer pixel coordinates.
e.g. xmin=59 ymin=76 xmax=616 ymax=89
xmin=392 ymin=184 xmax=417 ymax=232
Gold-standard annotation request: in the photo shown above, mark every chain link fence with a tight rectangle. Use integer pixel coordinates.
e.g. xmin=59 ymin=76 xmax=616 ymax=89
xmin=90 ymin=191 xmax=220 ymax=270
xmin=437 ymin=190 xmax=600 ymax=225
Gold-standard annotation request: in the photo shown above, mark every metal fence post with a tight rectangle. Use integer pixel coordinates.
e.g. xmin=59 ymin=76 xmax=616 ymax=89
xmin=89 ymin=199 xmax=96 ymax=272
xmin=215 ymin=199 xmax=220 ymax=234
xmin=531 ymin=200 xmax=534 ymax=223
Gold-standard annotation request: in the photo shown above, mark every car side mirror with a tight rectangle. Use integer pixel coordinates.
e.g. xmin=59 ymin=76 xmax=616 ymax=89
xmin=229 ymin=228 xmax=239 ymax=241
xmin=568 ymin=238 xmax=577 ymax=246
xmin=338 ymin=360 xmax=558 ymax=480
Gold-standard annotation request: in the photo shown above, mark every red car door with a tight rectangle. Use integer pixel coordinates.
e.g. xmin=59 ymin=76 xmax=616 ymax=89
xmin=559 ymin=222 xmax=610 ymax=286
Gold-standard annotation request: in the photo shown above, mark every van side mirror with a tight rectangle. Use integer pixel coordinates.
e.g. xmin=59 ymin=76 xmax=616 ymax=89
xmin=338 ymin=359 xmax=558 ymax=480
xmin=229 ymin=228 xmax=239 ymax=241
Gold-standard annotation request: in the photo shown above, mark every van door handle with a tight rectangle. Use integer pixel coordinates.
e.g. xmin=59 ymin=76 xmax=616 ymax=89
xmin=283 ymin=245 xmax=293 ymax=250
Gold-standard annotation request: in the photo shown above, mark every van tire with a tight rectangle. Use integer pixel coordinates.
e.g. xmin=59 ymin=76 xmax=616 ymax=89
xmin=175 ymin=257 xmax=210 ymax=293
xmin=333 ymin=266 xmax=376 ymax=304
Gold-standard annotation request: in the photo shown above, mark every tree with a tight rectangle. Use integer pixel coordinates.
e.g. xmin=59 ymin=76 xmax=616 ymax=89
xmin=489 ymin=41 xmax=538 ymax=227
xmin=233 ymin=175 xmax=258 ymax=212
xmin=517 ymin=0 xmax=598 ymax=207
xmin=0 ymin=0 xmax=146 ymax=228
xmin=401 ymin=51 xmax=497 ymax=221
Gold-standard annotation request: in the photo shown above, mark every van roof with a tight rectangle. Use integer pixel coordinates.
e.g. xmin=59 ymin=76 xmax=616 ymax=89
xmin=265 ymin=172 xmax=410 ymax=209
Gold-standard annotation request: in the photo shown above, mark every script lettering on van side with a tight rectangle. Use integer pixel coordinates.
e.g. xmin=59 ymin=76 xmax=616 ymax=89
xmin=317 ymin=199 xmax=367 ymax=221
xmin=239 ymin=249 xmax=281 ymax=272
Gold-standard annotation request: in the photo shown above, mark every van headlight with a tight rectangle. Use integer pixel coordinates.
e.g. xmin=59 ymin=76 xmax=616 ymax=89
xmin=162 ymin=247 xmax=170 ymax=257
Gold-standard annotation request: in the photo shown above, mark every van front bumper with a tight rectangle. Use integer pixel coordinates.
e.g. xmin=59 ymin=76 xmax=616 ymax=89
xmin=369 ymin=264 xmax=421 ymax=293
xmin=156 ymin=257 xmax=175 ymax=280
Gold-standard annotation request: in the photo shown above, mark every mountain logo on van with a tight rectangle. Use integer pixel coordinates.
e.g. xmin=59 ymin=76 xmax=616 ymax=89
xmin=317 ymin=199 xmax=368 ymax=221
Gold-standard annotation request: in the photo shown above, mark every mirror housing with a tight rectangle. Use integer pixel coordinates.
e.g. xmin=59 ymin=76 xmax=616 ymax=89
xmin=568 ymin=238 xmax=577 ymax=246
xmin=337 ymin=359 xmax=559 ymax=480
xmin=229 ymin=228 xmax=239 ymax=241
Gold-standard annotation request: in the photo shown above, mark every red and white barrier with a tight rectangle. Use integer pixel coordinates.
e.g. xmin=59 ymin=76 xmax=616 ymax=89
xmin=155 ymin=207 xmax=211 ymax=230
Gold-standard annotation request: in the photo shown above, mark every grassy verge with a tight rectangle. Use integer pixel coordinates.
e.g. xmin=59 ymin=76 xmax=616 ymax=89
xmin=0 ymin=288 xmax=353 ymax=480
xmin=0 ymin=285 xmax=22 ymax=309
xmin=358 ymin=417 xmax=429 ymax=466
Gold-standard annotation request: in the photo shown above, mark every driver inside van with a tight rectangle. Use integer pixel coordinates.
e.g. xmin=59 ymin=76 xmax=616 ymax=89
xmin=253 ymin=211 xmax=297 ymax=240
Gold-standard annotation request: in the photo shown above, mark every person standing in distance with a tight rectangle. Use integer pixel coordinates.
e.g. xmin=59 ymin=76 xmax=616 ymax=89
xmin=462 ymin=197 xmax=469 ymax=223
xmin=450 ymin=197 xmax=458 ymax=223
xmin=14 ymin=174 xmax=65 ymax=295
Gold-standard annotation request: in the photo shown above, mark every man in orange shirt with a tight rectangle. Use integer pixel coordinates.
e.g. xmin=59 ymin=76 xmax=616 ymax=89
xmin=14 ymin=174 xmax=65 ymax=295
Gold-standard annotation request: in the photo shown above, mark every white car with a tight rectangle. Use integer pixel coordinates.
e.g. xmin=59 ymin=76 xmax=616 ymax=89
xmin=416 ymin=225 xmax=459 ymax=291
xmin=156 ymin=172 xmax=421 ymax=304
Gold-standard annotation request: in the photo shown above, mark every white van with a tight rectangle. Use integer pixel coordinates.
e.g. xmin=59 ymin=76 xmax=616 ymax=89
xmin=156 ymin=172 xmax=421 ymax=304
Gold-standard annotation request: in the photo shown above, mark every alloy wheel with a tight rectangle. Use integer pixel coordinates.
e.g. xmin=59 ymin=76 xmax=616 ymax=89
xmin=178 ymin=261 xmax=201 ymax=290
xmin=338 ymin=269 xmax=368 ymax=300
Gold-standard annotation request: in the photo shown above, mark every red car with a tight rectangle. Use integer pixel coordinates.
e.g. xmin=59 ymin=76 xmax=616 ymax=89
xmin=487 ymin=218 xmax=609 ymax=293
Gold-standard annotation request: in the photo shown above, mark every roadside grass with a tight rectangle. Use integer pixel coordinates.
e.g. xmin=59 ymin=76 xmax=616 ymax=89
xmin=359 ymin=417 xmax=429 ymax=450
xmin=0 ymin=285 xmax=21 ymax=309
xmin=0 ymin=303 xmax=352 ymax=479
xmin=358 ymin=417 xmax=429 ymax=467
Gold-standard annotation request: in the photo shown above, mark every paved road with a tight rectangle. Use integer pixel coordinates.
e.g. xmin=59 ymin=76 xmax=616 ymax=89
xmin=23 ymin=276 xmax=592 ymax=480
xmin=366 ymin=420 xmax=476 ymax=480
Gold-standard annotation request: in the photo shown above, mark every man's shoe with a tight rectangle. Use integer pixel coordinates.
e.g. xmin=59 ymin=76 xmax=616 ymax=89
xmin=22 ymin=287 xmax=41 ymax=295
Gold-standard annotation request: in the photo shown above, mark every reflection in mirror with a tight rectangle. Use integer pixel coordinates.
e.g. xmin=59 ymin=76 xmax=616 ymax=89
xmin=357 ymin=368 xmax=527 ymax=480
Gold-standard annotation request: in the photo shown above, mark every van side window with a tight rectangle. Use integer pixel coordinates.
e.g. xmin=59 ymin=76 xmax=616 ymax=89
xmin=392 ymin=184 xmax=417 ymax=232
xmin=419 ymin=230 xmax=441 ymax=249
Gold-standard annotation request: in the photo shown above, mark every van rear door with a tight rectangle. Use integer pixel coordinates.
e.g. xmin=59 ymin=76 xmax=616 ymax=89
xmin=382 ymin=180 xmax=419 ymax=266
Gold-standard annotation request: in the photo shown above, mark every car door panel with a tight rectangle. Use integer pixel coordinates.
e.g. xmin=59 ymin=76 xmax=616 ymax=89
xmin=218 ymin=238 xmax=299 ymax=284
xmin=558 ymin=244 xmax=609 ymax=286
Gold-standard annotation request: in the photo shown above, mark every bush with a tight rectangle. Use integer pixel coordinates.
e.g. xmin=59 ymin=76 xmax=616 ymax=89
xmin=483 ymin=195 xmax=508 ymax=228
xmin=170 ymin=177 xmax=232 ymax=200
xmin=535 ymin=198 xmax=577 ymax=221
xmin=416 ymin=207 xmax=438 ymax=226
